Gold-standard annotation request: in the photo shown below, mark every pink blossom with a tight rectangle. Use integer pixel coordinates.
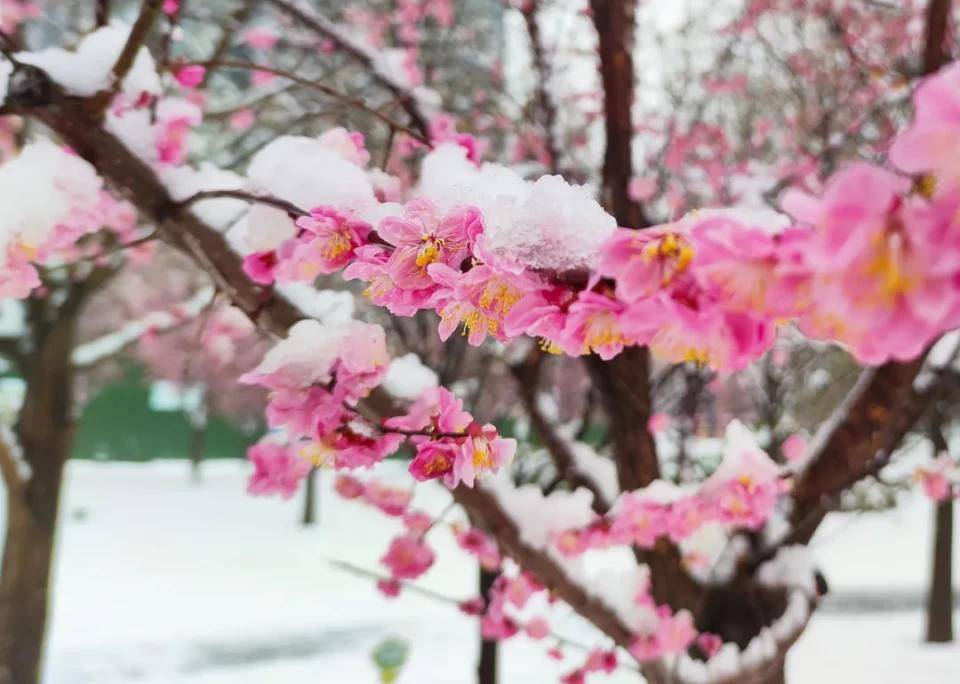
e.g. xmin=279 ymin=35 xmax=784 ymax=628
xmin=252 ymin=69 xmax=276 ymax=87
xmin=560 ymin=291 xmax=639 ymax=360
xmin=380 ymin=535 xmax=435 ymax=580
xmin=229 ymin=108 xmax=255 ymax=132
xmin=889 ymin=63 xmax=960 ymax=192
xmin=243 ymin=27 xmax=279 ymax=50
xmin=503 ymin=283 xmax=577 ymax=354
xmin=628 ymin=176 xmax=658 ymax=202
xmin=334 ymin=474 xmax=365 ymax=499
xmin=598 ymin=226 xmax=696 ymax=302
xmin=458 ymin=597 xmax=486 ymax=616
xmin=246 ymin=441 xmax=311 ymax=499
xmin=408 ymin=441 xmax=458 ymax=483
xmin=452 ymin=423 xmax=517 ymax=487
xmin=647 ymin=412 xmax=671 ymax=434
xmin=914 ymin=456 xmax=957 ymax=501
xmin=455 ymin=527 xmax=502 ymax=570
xmin=429 ymin=259 xmax=534 ymax=346
xmin=697 ymin=633 xmax=723 ymax=658
xmin=402 ymin=511 xmax=433 ymax=535
xmin=363 ymin=481 xmax=413 ymax=516
xmin=781 ymin=434 xmax=807 ymax=462
xmin=377 ymin=199 xmax=481 ymax=290
xmin=377 ymin=579 xmax=402 ymax=597
xmin=242 ymin=250 xmax=278 ymax=284
xmin=690 ymin=215 xmax=791 ymax=317
xmin=274 ymin=207 xmax=371 ymax=281
xmin=524 ymin=617 xmax=550 ymax=640
xmin=317 ymin=128 xmax=371 ymax=168
xmin=162 ymin=0 xmax=180 ymax=15
xmin=174 ymin=65 xmax=206 ymax=89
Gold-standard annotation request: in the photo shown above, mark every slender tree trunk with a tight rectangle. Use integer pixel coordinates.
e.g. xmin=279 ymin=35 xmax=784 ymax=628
xmin=926 ymin=496 xmax=954 ymax=643
xmin=187 ymin=416 xmax=206 ymax=482
xmin=186 ymin=387 xmax=207 ymax=482
xmin=0 ymin=309 xmax=77 ymax=684
xmin=760 ymin=662 xmax=787 ymax=684
xmin=301 ymin=467 xmax=317 ymax=526
xmin=477 ymin=567 xmax=498 ymax=684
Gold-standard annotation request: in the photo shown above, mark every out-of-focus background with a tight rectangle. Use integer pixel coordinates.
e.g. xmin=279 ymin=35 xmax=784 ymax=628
xmin=19 ymin=449 xmax=960 ymax=683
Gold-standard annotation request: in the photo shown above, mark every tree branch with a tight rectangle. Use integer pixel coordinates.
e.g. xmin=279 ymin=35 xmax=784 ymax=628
xmin=262 ymin=0 xmax=430 ymax=138
xmin=510 ymin=351 xmax=611 ymax=512
xmin=588 ymin=0 xmax=649 ymax=228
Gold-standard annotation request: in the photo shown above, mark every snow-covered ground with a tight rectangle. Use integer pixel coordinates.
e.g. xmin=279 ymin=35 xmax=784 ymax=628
xmin=37 ymin=460 xmax=959 ymax=683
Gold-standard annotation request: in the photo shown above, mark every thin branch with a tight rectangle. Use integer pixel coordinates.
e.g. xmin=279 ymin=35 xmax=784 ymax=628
xmin=173 ymin=58 xmax=430 ymax=144
xmin=95 ymin=0 xmax=162 ymax=112
xmin=510 ymin=351 xmax=611 ymax=512
xmin=263 ymin=0 xmax=430 ymax=138
xmin=175 ymin=189 xmax=309 ymax=218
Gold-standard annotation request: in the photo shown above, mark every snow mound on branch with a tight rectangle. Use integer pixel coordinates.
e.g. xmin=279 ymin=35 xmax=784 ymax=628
xmin=757 ymin=545 xmax=819 ymax=597
xmin=384 ymin=354 xmax=437 ymax=400
xmin=483 ymin=473 xmax=659 ymax=634
xmin=246 ymin=136 xmax=378 ymax=218
xmin=568 ymin=441 xmax=619 ymax=505
xmin=0 ymin=141 xmax=102 ymax=249
xmin=276 ymin=284 xmax=355 ymax=324
xmin=0 ymin=59 xmax=12 ymax=106
xmin=420 ymin=144 xmax=616 ymax=271
xmin=704 ymin=419 xmax=780 ymax=487
xmin=245 ymin=319 xmax=345 ymax=389
xmin=162 ymin=163 xmax=247 ymax=229
xmin=17 ymin=22 xmax=161 ymax=97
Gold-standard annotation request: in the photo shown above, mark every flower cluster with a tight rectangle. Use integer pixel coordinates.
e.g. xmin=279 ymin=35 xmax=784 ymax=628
xmin=385 ymin=387 xmax=517 ymax=487
xmin=555 ymin=426 xmax=788 ymax=556
xmin=241 ymin=322 xmax=514 ymax=489
xmin=237 ymin=64 xmax=960 ymax=373
xmin=0 ymin=142 xmax=140 ymax=299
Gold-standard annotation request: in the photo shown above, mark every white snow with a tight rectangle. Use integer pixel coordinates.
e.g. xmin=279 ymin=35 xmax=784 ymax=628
xmin=383 ymin=354 xmax=438 ymax=400
xmin=161 ymin=164 xmax=247 ymax=230
xmin=757 ymin=545 xmax=818 ymax=597
xmin=17 ymin=23 xmax=161 ymax=98
xmin=419 ymin=144 xmax=615 ymax=271
xmin=4 ymin=460 xmax=952 ymax=683
xmin=0 ymin=140 xmax=102 ymax=250
xmin=245 ymin=136 xmax=378 ymax=218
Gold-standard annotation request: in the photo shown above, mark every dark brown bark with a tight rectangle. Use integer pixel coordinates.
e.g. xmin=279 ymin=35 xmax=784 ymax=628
xmin=789 ymin=359 xmax=926 ymax=544
xmin=521 ymin=1 xmax=561 ymax=174
xmin=0 ymin=304 xmax=77 ymax=684
xmin=477 ymin=568 xmax=498 ymax=684
xmin=926 ymin=496 xmax=953 ymax=642
xmin=589 ymin=0 xmax=648 ymax=228
xmin=922 ymin=0 xmax=952 ymax=75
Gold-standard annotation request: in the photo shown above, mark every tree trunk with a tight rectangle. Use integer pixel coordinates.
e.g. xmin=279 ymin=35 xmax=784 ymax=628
xmin=187 ymin=415 xmax=206 ymax=483
xmin=301 ymin=467 xmax=317 ymax=526
xmin=186 ymin=387 xmax=208 ymax=483
xmin=0 ymin=307 xmax=77 ymax=684
xmin=759 ymin=661 xmax=787 ymax=684
xmin=477 ymin=567 xmax=498 ymax=684
xmin=926 ymin=496 xmax=954 ymax=643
